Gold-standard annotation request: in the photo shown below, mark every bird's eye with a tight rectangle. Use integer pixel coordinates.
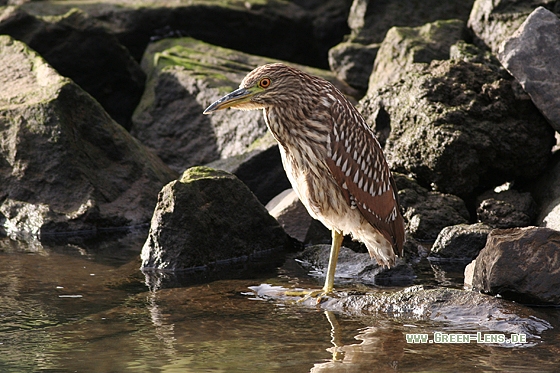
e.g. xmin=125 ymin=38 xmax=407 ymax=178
xmin=259 ymin=78 xmax=271 ymax=89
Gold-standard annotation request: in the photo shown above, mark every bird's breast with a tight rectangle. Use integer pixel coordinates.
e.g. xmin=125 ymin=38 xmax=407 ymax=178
xmin=264 ymin=109 xmax=345 ymax=226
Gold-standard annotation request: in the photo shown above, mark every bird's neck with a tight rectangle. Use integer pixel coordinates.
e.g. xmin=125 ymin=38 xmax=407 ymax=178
xmin=263 ymin=106 xmax=329 ymax=170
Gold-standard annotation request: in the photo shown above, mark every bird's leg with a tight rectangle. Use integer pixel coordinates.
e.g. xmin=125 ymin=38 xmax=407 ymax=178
xmin=322 ymin=229 xmax=343 ymax=294
xmin=285 ymin=229 xmax=343 ymax=303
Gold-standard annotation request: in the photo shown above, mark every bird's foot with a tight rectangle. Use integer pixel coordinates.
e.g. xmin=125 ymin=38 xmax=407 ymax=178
xmin=284 ymin=289 xmax=333 ymax=304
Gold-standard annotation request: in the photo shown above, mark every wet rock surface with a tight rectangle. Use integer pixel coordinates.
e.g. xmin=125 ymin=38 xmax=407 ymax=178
xmin=140 ymin=167 xmax=289 ymax=271
xmin=251 ymin=284 xmax=552 ymax=338
xmin=297 ymin=244 xmax=415 ymax=286
xmin=0 ymin=35 xmax=177 ymax=238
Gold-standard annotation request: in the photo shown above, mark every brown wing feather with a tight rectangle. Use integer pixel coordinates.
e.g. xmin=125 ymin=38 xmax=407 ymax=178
xmin=325 ymin=93 xmax=405 ymax=256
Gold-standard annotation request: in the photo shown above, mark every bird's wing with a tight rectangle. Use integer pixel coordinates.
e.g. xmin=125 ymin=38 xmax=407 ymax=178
xmin=325 ymin=97 xmax=404 ymax=255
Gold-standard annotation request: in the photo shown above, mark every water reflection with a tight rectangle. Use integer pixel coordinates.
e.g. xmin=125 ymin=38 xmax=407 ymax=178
xmin=324 ymin=311 xmax=345 ymax=362
xmin=1 ymin=233 xmax=560 ymax=372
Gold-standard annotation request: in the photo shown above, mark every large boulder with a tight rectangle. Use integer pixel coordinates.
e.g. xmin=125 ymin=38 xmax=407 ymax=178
xmin=469 ymin=227 xmax=560 ymax=305
xmin=20 ymin=0 xmax=349 ymax=69
xmin=131 ymin=37 xmax=357 ymax=173
xmin=498 ymin=7 xmax=560 ymax=132
xmin=0 ymin=35 xmax=177 ymax=238
xmin=328 ymin=41 xmax=380 ymax=92
xmin=140 ymin=167 xmax=289 ymax=271
xmin=329 ymin=0 xmax=473 ymax=92
xmin=369 ymin=19 xmax=467 ymax=93
xmin=0 ymin=7 xmax=145 ymax=129
xmin=360 ymin=59 xmax=555 ymax=197
xmin=468 ymin=0 xmax=559 ymax=54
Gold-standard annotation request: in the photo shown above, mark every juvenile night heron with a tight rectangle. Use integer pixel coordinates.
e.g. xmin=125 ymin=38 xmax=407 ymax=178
xmin=204 ymin=63 xmax=405 ymax=297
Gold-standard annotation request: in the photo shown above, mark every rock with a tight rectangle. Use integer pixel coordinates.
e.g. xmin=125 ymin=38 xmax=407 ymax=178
xmin=252 ymin=284 xmax=552 ymax=337
xmin=429 ymin=223 xmax=492 ymax=260
xmin=449 ymin=40 xmax=502 ymax=66
xmin=0 ymin=35 xmax=177 ymax=238
xmin=335 ymin=2 xmax=474 ymax=92
xmin=468 ymin=0 xmax=559 ymax=54
xmin=347 ymin=0 xmax=474 ymax=45
xmin=533 ymin=153 xmax=560 ymax=230
xmin=257 ymin=174 xmax=452 ymax=254
xmin=0 ymin=7 xmax=145 ymax=129
xmin=498 ymin=7 xmax=560 ymax=132
xmin=476 ymin=187 xmax=536 ymax=228
xmin=368 ymin=19 xmax=468 ymax=93
xmin=394 ymin=174 xmax=470 ymax=241
xmin=20 ymin=0 xmax=346 ymax=69
xmin=206 ymin=134 xmax=290 ymax=205
xmin=292 ymin=0 xmax=353 ymax=65
xmin=140 ymin=167 xmax=289 ymax=271
xmin=464 ymin=259 xmax=476 ymax=288
xmin=328 ymin=41 xmax=380 ymax=92
xmin=131 ymin=37 xmax=357 ymax=173
xmin=266 ymin=189 xmax=313 ymax=244
xmin=470 ymin=227 xmax=560 ymax=304
xmin=297 ymin=244 xmax=414 ymax=286
xmin=265 ymin=189 xmax=367 ymax=251
xmin=360 ymin=59 xmax=555 ymax=197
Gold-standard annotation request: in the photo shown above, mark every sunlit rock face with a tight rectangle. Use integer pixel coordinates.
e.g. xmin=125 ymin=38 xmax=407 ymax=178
xmin=0 ymin=35 xmax=177 ymax=239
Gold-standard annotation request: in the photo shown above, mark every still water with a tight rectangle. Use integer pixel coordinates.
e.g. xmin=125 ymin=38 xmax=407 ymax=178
xmin=1 ymin=231 xmax=560 ymax=372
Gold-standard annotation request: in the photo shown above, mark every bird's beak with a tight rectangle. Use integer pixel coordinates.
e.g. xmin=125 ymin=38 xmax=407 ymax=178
xmin=203 ymin=87 xmax=253 ymax=114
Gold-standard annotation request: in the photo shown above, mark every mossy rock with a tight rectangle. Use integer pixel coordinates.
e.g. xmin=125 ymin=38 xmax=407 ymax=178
xmin=140 ymin=167 xmax=290 ymax=271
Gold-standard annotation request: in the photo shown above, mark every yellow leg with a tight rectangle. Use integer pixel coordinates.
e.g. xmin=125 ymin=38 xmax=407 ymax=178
xmin=284 ymin=229 xmax=343 ymax=302
xmin=323 ymin=229 xmax=343 ymax=294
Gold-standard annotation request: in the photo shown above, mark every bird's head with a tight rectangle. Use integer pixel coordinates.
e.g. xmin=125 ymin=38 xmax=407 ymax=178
xmin=203 ymin=63 xmax=308 ymax=114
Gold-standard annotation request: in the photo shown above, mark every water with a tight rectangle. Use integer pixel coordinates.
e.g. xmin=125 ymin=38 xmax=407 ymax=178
xmin=1 ymin=232 xmax=560 ymax=372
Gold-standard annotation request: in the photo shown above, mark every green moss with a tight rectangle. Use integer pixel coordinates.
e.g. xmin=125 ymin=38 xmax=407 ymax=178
xmin=146 ymin=37 xmax=263 ymax=94
xmin=180 ymin=166 xmax=234 ymax=183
